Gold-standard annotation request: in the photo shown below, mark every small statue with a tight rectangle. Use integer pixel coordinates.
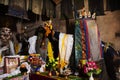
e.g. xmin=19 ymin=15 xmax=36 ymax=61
xmin=28 ymin=54 xmax=46 ymax=74
xmin=63 ymin=68 xmax=72 ymax=79
xmin=84 ymin=11 xmax=87 ymax=18
xmin=92 ymin=13 xmax=96 ymax=19
xmin=88 ymin=11 xmax=91 ymax=18
xmin=20 ymin=63 xmax=28 ymax=75
xmin=79 ymin=11 xmax=82 ymax=19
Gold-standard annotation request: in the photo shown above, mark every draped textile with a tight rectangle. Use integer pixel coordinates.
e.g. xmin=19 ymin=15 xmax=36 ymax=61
xmin=28 ymin=36 xmax=37 ymax=54
xmin=36 ymin=38 xmax=48 ymax=62
xmin=47 ymin=32 xmax=60 ymax=59
xmin=61 ymin=0 xmax=73 ymax=19
xmin=8 ymin=0 xmax=28 ymax=19
xmin=75 ymin=21 xmax=82 ymax=67
xmin=32 ymin=0 xmax=43 ymax=15
xmin=42 ymin=0 xmax=55 ymax=21
xmin=47 ymin=40 xmax=54 ymax=62
xmin=83 ymin=19 xmax=91 ymax=59
xmin=79 ymin=20 xmax=87 ymax=59
xmin=14 ymin=43 xmax=22 ymax=54
xmin=35 ymin=26 xmax=48 ymax=61
xmin=9 ymin=40 xmax=15 ymax=55
xmin=84 ymin=20 xmax=102 ymax=61
xmin=59 ymin=33 xmax=73 ymax=71
xmin=75 ymin=19 xmax=102 ymax=69
xmin=0 ymin=40 xmax=15 ymax=56
xmin=0 ymin=40 xmax=15 ymax=67
xmin=74 ymin=19 xmax=89 ymax=68
xmin=16 ymin=34 xmax=29 ymax=55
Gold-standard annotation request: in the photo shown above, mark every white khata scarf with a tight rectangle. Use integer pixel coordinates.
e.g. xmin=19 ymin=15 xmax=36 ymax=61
xmin=59 ymin=33 xmax=73 ymax=70
xmin=28 ymin=36 xmax=37 ymax=54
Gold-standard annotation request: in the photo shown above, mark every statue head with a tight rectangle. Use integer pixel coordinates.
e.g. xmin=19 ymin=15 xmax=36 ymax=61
xmin=0 ymin=27 xmax=12 ymax=42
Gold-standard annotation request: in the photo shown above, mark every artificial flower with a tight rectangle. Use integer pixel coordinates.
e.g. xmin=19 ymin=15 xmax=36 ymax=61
xmin=83 ymin=60 xmax=101 ymax=76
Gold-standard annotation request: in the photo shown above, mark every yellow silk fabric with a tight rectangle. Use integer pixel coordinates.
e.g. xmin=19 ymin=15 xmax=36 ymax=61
xmin=60 ymin=34 xmax=67 ymax=69
xmin=47 ymin=41 xmax=54 ymax=62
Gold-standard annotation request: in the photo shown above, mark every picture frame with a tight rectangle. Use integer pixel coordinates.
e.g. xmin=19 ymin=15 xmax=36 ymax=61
xmin=4 ymin=56 xmax=20 ymax=73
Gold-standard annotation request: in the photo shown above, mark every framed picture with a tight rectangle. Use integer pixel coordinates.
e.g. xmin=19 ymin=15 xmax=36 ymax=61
xmin=4 ymin=56 xmax=20 ymax=73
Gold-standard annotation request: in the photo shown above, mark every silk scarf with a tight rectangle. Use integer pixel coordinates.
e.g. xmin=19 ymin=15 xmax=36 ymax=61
xmin=84 ymin=20 xmax=102 ymax=61
xmin=59 ymin=33 xmax=73 ymax=71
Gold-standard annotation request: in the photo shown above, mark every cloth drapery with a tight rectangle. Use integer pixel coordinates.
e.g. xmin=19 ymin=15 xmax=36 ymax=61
xmin=28 ymin=36 xmax=37 ymax=54
xmin=59 ymin=33 xmax=73 ymax=70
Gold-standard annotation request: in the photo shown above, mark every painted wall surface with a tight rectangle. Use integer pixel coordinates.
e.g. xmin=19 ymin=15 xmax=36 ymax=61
xmin=96 ymin=10 xmax=120 ymax=50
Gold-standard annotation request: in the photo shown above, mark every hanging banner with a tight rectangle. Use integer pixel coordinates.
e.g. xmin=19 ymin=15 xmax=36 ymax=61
xmin=75 ymin=19 xmax=102 ymax=69
xmin=32 ymin=0 xmax=43 ymax=15
xmin=7 ymin=0 xmax=28 ymax=20
xmin=75 ymin=20 xmax=82 ymax=67
xmin=84 ymin=19 xmax=102 ymax=61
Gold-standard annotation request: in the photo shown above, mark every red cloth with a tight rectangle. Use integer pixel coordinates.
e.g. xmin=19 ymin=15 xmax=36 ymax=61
xmin=30 ymin=74 xmax=56 ymax=80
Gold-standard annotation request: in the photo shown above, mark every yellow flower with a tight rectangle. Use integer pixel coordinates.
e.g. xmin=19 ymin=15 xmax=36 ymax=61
xmin=47 ymin=41 xmax=60 ymax=70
